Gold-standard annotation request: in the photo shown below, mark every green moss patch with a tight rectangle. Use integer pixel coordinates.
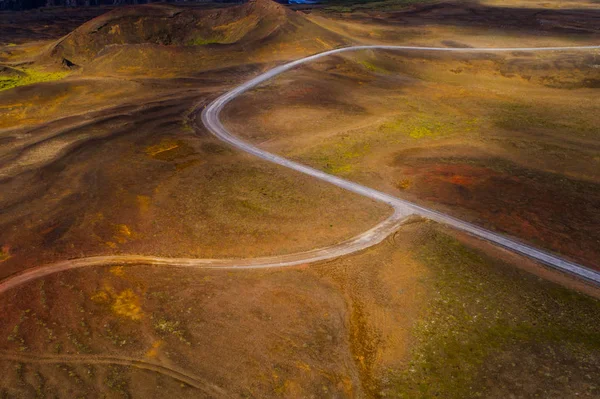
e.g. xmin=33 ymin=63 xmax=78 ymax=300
xmin=0 ymin=246 xmax=10 ymax=262
xmin=492 ymin=101 xmax=597 ymax=138
xmin=358 ymin=59 xmax=387 ymax=73
xmin=324 ymin=0 xmax=433 ymax=13
xmin=382 ymin=229 xmax=600 ymax=398
xmin=382 ymin=113 xmax=479 ymax=140
xmin=187 ymin=36 xmax=221 ymax=46
xmin=0 ymin=68 xmax=70 ymax=92
xmin=304 ymin=136 xmax=373 ymax=176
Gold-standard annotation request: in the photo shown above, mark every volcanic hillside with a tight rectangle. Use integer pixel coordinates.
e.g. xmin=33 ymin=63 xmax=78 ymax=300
xmin=50 ymin=0 xmax=349 ymax=70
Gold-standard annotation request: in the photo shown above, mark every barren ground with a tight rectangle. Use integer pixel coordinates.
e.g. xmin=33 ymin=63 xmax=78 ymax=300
xmin=225 ymin=43 xmax=600 ymax=270
xmin=1 ymin=0 xmax=600 ymax=397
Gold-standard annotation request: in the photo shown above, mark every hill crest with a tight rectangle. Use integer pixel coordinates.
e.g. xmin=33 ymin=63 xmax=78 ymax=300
xmin=50 ymin=0 xmax=293 ymax=65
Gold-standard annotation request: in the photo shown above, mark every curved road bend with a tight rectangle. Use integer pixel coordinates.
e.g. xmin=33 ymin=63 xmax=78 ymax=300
xmin=0 ymin=210 xmax=407 ymax=293
xmin=0 ymin=44 xmax=597 ymax=398
xmin=0 ymin=45 xmax=599 ymax=295
xmin=201 ymin=44 xmax=600 ymax=285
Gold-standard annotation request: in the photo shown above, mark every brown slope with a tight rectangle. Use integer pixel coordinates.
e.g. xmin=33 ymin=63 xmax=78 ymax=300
xmin=49 ymin=0 xmax=349 ymax=68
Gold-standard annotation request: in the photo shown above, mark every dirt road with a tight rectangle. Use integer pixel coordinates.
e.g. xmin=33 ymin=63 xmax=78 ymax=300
xmin=1 ymin=44 xmax=599 ymax=297
xmin=200 ymin=44 xmax=600 ymax=285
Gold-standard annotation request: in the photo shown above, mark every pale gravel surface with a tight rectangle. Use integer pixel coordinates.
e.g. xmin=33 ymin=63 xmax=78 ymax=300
xmin=1 ymin=45 xmax=599 ymax=296
xmin=201 ymin=44 xmax=600 ymax=285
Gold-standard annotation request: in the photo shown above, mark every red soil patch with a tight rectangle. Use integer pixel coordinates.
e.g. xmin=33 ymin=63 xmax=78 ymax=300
xmin=448 ymin=175 xmax=475 ymax=186
xmin=398 ymin=161 xmax=600 ymax=269
xmin=419 ymin=164 xmax=498 ymax=185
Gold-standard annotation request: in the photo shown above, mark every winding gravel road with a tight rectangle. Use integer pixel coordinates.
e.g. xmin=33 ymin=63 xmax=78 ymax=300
xmin=1 ymin=45 xmax=599 ymax=297
xmin=201 ymin=44 xmax=600 ymax=285
xmin=1 ymin=44 xmax=598 ymax=394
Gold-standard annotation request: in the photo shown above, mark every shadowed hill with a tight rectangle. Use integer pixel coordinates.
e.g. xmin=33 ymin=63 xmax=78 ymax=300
xmin=50 ymin=0 xmax=349 ymax=68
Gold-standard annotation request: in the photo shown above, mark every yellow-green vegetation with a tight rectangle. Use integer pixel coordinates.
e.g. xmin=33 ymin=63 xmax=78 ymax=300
xmin=187 ymin=36 xmax=221 ymax=46
xmin=91 ymin=287 xmax=143 ymax=321
xmin=302 ymin=110 xmax=478 ymax=176
xmin=145 ymin=138 xmax=197 ymax=161
xmin=0 ymin=246 xmax=10 ymax=262
xmin=358 ymin=59 xmax=386 ymax=73
xmin=307 ymin=136 xmax=373 ymax=175
xmin=153 ymin=318 xmax=190 ymax=345
xmin=383 ymin=230 xmax=600 ymax=398
xmin=324 ymin=0 xmax=433 ymax=13
xmin=397 ymin=178 xmax=411 ymax=190
xmin=7 ymin=311 xmax=29 ymax=352
xmin=492 ymin=100 xmax=598 ymax=138
xmin=0 ymin=67 xmax=70 ymax=91
xmin=105 ymin=365 xmax=130 ymax=396
xmin=111 ymin=289 xmax=143 ymax=321
xmin=382 ymin=113 xmax=479 ymax=140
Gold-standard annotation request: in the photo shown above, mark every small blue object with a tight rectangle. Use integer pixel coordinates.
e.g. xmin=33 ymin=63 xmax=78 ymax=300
xmin=288 ymin=0 xmax=320 ymax=4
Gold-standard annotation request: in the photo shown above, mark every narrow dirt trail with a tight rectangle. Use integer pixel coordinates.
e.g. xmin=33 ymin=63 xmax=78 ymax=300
xmin=1 ymin=46 xmax=599 ymax=293
xmin=0 ymin=209 xmax=408 ymax=293
xmin=1 ymin=43 xmax=599 ymax=398
xmin=0 ymin=350 xmax=229 ymax=397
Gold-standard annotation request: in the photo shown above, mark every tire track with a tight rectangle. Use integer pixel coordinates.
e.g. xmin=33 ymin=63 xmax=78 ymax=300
xmin=0 ymin=350 xmax=229 ymax=397
xmin=0 ymin=44 xmax=598 ymax=398
xmin=0 ymin=209 xmax=408 ymax=293
xmin=1 ymin=45 xmax=598 ymax=294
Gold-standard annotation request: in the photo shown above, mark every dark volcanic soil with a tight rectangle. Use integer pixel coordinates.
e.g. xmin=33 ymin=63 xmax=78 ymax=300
xmin=387 ymin=1 xmax=600 ymax=35
xmin=0 ymin=6 xmax=113 ymax=44
xmin=394 ymin=157 xmax=600 ymax=269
